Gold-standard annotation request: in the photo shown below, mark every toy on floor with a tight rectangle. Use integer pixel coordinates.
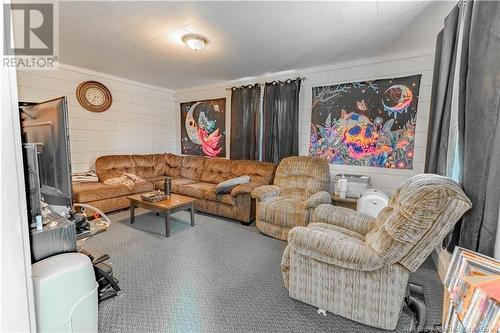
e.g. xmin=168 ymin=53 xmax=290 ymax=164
xmin=317 ymin=309 xmax=327 ymax=316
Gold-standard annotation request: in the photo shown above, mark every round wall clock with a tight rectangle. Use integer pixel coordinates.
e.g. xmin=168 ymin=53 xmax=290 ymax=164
xmin=76 ymin=81 xmax=112 ymax=112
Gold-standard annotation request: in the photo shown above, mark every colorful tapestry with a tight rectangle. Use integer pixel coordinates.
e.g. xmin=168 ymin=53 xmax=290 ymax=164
xmin=309 ymin=75 xmax=421 ymax=169
xmin=180 ymin=98 xmax=226 ymax=157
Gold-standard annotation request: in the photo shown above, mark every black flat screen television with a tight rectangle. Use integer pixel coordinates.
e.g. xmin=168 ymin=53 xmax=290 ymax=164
xmin=19 ymin=97 xmax=73 ymax=215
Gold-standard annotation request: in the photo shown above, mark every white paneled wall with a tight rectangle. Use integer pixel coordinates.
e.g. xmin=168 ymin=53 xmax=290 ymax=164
xmin=176 ymin=49 xmax=435 ymax=195
xmin=16 ymin=64 xmax=176 ymax=172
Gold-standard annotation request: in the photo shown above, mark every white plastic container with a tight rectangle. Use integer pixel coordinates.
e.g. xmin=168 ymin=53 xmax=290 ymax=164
xmin=32 ymin=253 xmax=98 ymax=333
xmin=357 ymin=189 xmax=389 ymax=218
xmin=338 ymin=178 xmax=348 ymax=198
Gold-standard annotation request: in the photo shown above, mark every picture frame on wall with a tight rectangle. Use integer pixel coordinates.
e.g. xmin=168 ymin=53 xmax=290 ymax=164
xmin=309 ymin=75 xmax=421 ymax=169
xmin=180 ymin=98 xmax=226 ymax=157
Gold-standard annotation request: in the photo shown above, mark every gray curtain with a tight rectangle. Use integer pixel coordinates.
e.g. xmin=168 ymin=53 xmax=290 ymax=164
xmin=230 ymin=84 xmax=261 ymax=160
xmin=262 ymin=78 xmax=301 ymax=164
xmin=428 ymin=1 xmax=500 ymax=256
xmin=426 ymin=4 xmax=462 ymax=250
xmin=458 ymin=0 xmax=500 ymax=256
xmin=425 ymin=5 xmax=460 ymax=175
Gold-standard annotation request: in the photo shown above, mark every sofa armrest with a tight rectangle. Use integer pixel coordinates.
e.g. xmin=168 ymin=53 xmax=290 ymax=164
xmin=301 ymin=191 xmax=331 ymax=209
xmin=251 ymin=185 xmax=280 ymax=202
xmin=312 ymin=204 xmax=377 ymax=236
xmin=230 ymin=182 xmax=262 ymax=196
xmin=288 ymin=226 xmax=384 ymax=271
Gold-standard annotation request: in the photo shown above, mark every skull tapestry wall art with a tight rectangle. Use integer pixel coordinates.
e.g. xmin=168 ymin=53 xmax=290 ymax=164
xmin=180 ymin=98 xmax=226 ymax=157
xmin=309 ymin=75 xmax=421 ymax=169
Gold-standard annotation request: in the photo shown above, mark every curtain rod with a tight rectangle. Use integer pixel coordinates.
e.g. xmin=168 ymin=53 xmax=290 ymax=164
xmin=225 ymin=77 xmax=305 ymax=91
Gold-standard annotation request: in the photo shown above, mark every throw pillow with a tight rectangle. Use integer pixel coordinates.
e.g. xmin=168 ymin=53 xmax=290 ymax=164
xmin=215 ymin=176 xmax=251 ymax=194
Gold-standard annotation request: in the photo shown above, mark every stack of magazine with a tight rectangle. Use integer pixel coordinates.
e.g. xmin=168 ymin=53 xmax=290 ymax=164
xmin=444 ymin=247 xmax=500 ymax=332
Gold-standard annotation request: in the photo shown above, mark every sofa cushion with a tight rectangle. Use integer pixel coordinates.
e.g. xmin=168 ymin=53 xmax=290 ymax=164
xmin=257 ymin=196 xmax=309 ymax=228
xmin=144 ymin=175 xmax=168 ymax=184
xmin=95 ymin=155 xmax=135 ymax=181
xmin=177 ymin=182 xmax=216 ymax=199
xmin=132 ymin=154 xmax=166 ymax=179
xmin=200 ymin=157 xmax=232 ymax=183
xmin=231 ymin=160 xmax=275 ymax=185
xmin=165 ymin=153 xmax=183 ymax=177
xmin=308 ymin=222 xmax=365 ymax=242
xmin=281 ymin=187 xmax=311 ymax=200
xmin=152 ymin=180 xmax=164 ymax=191
xmin=170 ymin=177 xmax=198 ymax=192
xmin=73 ymin=181 xmax=153 ymax=203
xmin=180 ymin=155 xmax=206 ymax=180
xmin=203 ymin=189 xmax=237 ymax=206
xmin=75 ymin=196 xmax=131 ymax=214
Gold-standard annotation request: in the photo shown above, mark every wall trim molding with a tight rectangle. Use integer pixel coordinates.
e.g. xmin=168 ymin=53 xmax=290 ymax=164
xmin=175 ymin=47 xmax=435 ymax=95
xmin=176 ymin=94 xmax=229 ymax=103
xmin=52 ymin=63 xmax=176 ymax=95
xmin=24 ymin=47 xmax=435 ymax=97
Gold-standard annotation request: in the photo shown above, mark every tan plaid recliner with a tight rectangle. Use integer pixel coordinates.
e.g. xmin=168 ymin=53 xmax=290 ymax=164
xmin=251 ymin=156 xmax=331 ymax=240
xmin=281 ymin=174 xmax=472 ymax=330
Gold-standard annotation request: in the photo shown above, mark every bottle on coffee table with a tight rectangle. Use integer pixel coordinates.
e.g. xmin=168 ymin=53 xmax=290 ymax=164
xmin=164 ymin=178 xmax=171 ymax=199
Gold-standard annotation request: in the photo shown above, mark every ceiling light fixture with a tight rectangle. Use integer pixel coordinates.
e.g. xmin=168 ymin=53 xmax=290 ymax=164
xmin=182 ymin=34 xmax=208 ymax=51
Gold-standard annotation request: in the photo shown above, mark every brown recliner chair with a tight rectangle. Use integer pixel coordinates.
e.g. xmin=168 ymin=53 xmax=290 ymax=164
xmin=251 ymin=156 xmax=331 ymax=240
xmin=281 ymin=174 xmax=472 ymax=330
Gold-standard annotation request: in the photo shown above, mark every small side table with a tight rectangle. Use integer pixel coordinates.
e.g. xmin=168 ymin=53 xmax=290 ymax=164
xmin=331 ymin=194 xmax=358 ymax=210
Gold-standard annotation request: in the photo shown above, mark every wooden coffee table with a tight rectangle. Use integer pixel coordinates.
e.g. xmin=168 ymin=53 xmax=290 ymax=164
xmin=127 ymin=193 xmax=197 ymax=237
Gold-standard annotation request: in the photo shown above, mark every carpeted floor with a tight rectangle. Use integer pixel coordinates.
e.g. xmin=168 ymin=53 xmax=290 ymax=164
xmin=86 ymin=209 xmax=444 ymax=333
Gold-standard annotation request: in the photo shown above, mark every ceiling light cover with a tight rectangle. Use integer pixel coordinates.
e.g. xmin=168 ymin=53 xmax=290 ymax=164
xmin=182 ymin=34 xmax=208 ymax=51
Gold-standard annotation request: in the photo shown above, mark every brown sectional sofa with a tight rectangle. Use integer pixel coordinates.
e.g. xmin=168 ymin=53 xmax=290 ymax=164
xmin=72 ymin=153 xmax=276 ymax=224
